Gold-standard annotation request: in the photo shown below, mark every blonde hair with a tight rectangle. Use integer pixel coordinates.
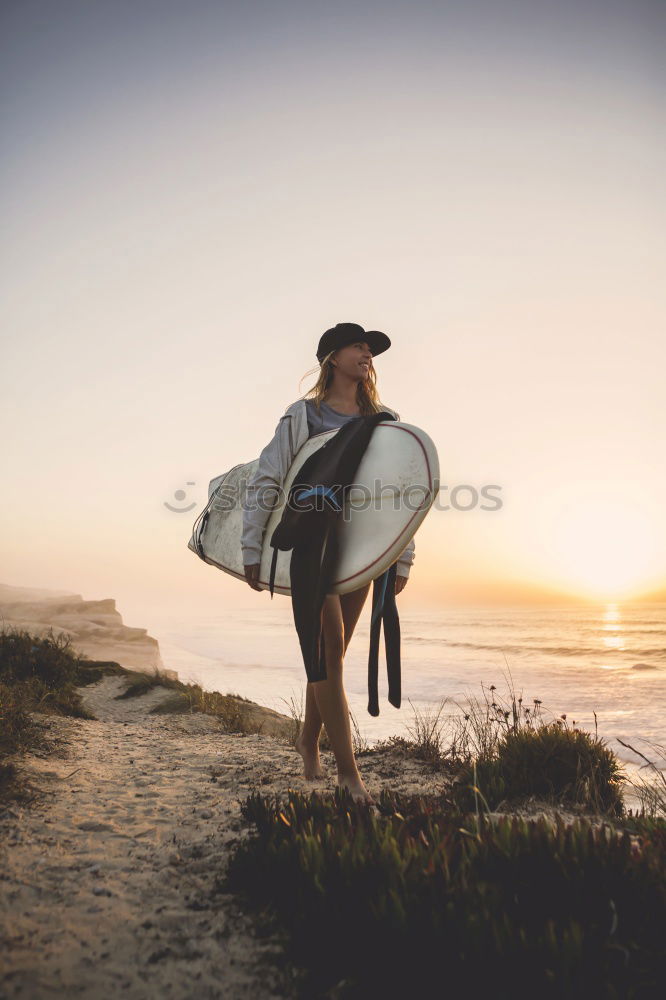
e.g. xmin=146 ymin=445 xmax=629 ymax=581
xmin=298 ymin=350 xmax=385 ymax=415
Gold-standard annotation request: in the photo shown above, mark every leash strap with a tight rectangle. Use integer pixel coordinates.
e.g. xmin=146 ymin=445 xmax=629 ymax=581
xmin=367 ymin=560 xmax=401 ymax=716
xmin=269 ymin=544 xmax=279 ymax=598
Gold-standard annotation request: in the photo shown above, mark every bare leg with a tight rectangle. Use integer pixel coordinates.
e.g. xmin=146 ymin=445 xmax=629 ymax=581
xmin=295 ymin=582 xmax=370 ymax=776
xmin=308 ymin=585 xmax=373 ymax=803
xmin=340 ymin=583 xmax=372 ymax=655
xmin=295 ymin=583 xmax=371 ymax=781
xmin=295 ymin=682 xmax=325 ymax=778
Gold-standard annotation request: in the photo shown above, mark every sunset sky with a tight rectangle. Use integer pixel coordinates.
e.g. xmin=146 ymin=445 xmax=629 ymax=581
xmin=2 ymin=0 xmax=664 ymax=625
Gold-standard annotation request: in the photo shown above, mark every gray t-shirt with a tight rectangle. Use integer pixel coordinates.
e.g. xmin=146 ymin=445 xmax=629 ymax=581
xmin=304 ymin=399 xmax=361 ymax=438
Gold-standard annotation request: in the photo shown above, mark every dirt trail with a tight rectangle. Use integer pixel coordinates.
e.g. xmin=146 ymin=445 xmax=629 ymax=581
xmin=1 ymin=676 xmax=444 ymax=999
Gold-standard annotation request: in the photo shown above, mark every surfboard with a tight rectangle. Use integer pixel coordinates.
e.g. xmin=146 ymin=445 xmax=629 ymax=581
xmin=188 ymin=420 xmax=439 ymax=595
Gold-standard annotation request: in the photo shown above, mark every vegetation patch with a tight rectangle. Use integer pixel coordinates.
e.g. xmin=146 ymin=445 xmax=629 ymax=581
xmin=0 ymin=626 xmax=99 ymax=734
xmin=225 ymin=787 xmax=665 ymax=999
xmin=149 ymin=679 xmax=261 ymax=734
xmin=112 ymin=665 xmax=267 ymax=736
xmin=453 ymin=720 xmax=625 ymax=815
xmin=0 ymin=626 xmax=120 ymax=801
xmin=115 ymin=669 xmax=182 ymax=700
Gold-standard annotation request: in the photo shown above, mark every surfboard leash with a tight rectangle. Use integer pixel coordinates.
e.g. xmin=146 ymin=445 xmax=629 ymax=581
xmin=367 ymin=560 xmax=401 ymax=716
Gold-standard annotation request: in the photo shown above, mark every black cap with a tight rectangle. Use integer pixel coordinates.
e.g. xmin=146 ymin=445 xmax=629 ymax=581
xmin=316 ymin=322 xmax=391 ymax=364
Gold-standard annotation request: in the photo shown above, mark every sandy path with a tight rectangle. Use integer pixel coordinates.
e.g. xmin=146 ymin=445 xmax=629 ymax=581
xmin=1 ymin=676 xmax=447 ymax=999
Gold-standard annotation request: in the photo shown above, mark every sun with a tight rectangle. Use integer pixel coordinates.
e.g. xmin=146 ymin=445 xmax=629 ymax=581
xmin=537 ymin=480 xmax=662 ymax=601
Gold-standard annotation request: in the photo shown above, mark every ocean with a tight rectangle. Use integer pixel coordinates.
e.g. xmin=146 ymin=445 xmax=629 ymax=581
xmin=147 ymin=601 xmax=666 ymax=794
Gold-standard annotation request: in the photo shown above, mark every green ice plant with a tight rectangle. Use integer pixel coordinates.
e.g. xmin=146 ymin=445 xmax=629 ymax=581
xmin=225 ymin=787 xmax=665 ymax=999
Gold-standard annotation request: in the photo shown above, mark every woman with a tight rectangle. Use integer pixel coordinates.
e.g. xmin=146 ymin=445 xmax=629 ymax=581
xmin=241 ymin=322 xmax=415 ymax=805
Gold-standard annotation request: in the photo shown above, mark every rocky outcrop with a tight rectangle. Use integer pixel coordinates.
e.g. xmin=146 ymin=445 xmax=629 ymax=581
xmin=0 ymin=583 xmax=173 ymax=678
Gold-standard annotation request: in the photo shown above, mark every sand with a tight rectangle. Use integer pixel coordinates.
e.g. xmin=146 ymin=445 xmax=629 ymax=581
xmin=0 ymin=673 xmax=449 ymax=999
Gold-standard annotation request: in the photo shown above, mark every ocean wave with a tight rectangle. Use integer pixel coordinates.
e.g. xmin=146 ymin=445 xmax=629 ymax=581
xmin=403 ymin=617 xmax=666 ymax=630
xmin=402 ymin=636 xmax=666 ymax=658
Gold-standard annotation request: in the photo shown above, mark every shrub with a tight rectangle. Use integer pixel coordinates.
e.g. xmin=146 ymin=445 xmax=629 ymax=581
xmin=0 ymin=626 xmax=79 ymax=689
xmin=0 ymin=626 xmax=95 ymax=761
xmin=454 ymin=719 xmax=626 ymax=815
xmin=0 ymin=680 xmax=37 ymax=755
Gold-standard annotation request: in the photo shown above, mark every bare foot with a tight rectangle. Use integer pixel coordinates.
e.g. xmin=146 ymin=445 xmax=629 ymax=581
xmin=295 ymin=733 xmax=326 ymax=780
xmin=336 ymin=773 xmax=376 ymax=806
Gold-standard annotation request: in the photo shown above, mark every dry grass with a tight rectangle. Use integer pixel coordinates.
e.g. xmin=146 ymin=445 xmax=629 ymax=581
xmin=368 ymin=673 xmax=627 ymax=816
xmin=111 ymin=665 xmax=266 ymax=735
xmin=617 ymin=736 xmax=666 ymax=819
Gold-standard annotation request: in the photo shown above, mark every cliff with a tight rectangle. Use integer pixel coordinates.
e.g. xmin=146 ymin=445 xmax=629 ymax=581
xmin=0 ymin=583 xmax=172 ymax=678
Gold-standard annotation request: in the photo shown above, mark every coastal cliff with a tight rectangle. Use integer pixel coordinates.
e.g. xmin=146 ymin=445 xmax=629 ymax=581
xmin=0 ymin=583 xmax=170 ymax=677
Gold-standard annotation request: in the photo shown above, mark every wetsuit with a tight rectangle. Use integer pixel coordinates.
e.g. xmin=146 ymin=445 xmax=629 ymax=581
xmin=268 ymin=407 xmax=401 ymax=716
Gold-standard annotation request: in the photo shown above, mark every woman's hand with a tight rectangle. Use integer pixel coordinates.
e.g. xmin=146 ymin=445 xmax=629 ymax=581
xmin=395 ymin=573 xmax=408 ymax=595
xmin=244 ymin=563 xmax=262 ymax=591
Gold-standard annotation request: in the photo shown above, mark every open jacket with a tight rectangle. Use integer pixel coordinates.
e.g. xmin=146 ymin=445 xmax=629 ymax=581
xmin=240 ymin=399 xmax=416 ymax=578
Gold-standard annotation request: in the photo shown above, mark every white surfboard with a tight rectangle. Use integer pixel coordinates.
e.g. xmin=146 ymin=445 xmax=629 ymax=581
xmin=188 ymin=421 xmax=439 ymax=595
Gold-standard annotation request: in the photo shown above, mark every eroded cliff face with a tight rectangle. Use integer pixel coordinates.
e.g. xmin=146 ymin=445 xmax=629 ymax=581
xmin=0 ymin=583 xmax=172 ymax=677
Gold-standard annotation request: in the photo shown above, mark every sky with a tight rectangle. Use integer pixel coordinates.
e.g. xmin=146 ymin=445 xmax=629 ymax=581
xmin=2 ymin=0 xmax=665 ymax=626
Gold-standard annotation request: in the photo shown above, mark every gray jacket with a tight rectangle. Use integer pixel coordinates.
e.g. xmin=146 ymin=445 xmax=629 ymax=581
xmin=240 ymin=399 xmax=416 ymax=578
